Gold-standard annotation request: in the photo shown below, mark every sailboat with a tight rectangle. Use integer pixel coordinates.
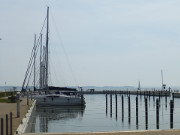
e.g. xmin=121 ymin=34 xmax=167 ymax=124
xmin=22 ymin=7 xmax=85 ymax=106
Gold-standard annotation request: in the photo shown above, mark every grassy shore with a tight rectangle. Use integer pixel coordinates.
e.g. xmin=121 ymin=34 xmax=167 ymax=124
xmin=0 ymin=91 xmax=18 ymax=103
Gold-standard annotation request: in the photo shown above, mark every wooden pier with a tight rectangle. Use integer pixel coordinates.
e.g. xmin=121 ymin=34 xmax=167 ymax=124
xmin=80 ymin=90 xmax=174 ymax=97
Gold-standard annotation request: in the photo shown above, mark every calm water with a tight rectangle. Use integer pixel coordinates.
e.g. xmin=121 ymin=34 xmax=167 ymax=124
xmin=26 ymin=94 xmax=180 ymax=133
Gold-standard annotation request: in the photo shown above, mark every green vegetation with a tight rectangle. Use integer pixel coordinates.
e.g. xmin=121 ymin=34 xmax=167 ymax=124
xmin=0 ymin=91 xmax=18 ymax=103
xmin=0 ymin=98 xmax=17 ymax=103
xmin=0 ymin=91 xmax=17 ymax=98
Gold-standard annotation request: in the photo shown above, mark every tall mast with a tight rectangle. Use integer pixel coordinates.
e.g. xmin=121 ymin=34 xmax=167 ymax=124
xmin=45 ymin=7 xmax=49 ymax=89
xmin=43 ymin=46 xmax=46 ymax=88
xmin=34 ymin=34 xmax=36 ymax=91
xmin=40 ymin=33 xmax=42 ymax=89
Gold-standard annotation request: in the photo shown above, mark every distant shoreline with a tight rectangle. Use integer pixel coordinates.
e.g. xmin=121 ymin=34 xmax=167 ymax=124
xmin=0 ymin=85 xmax=180 ymax=92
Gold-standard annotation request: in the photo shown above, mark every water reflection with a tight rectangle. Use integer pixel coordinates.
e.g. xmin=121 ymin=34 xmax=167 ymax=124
xmin=35 ymin=106 xmax=85 ymax=132
xmin=27 ymin=94 xmax=180 ymax=133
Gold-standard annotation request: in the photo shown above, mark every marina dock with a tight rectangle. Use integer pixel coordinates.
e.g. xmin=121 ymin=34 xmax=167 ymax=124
xmin=80 ymin=90 xmax=180 ymax=98
xmin=0 ymin=98 xmax=33 ymax=135
xmin=21 ymin=129 xmax=180 ymax=135
xmin=1 ymin=90 xmax=180 ymax=135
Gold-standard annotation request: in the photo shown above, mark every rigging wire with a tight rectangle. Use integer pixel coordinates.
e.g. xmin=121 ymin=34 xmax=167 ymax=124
xmin=49 ymin=56 xmax=67 ymax=86
xmin=49 ymin=9 xmax=79 ymax=87
xmin=23 ymin=7 xmax=81 ymax=90
xmin=48 ymin=33 xmax=70 ymax=87
xmin=22 ymin=16 xmax=47 ymax=90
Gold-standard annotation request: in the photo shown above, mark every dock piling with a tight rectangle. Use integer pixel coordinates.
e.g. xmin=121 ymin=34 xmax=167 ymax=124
xmin=170 ymin=100 xmax=174 ymax=129
xmin=128 ymin=96 xmax=131 ymax=124
xmin=27 ymin=91 xmax=29 ymax=105
xmin=6 ymin=114 xmax=8 ymax=135
xmin=115 ymin=94 xmax=117 ymax=119
xmin=31 ymin=91 xmax=32 ymax=100
xmin=106 ymin=94 xmax=108 ymax=115
xmin=1 ymin=118 xmax=3 ymax=135
xmin=10 ymin=112 xmax=12 ymax=135
xmin=136 ymin=96 xmax=138 ymax=129
xmin=17 ymin=93 xmax=20 ymax=118
xmin=122 ymin=95 xmax=124 ymax=122
xmin=156 ymin=99 xmax=159 ymax=129
xmin=145 ymin=97 xmax=148 ymax=130
xmin=110 ymin=94 xmax=112 ymax=117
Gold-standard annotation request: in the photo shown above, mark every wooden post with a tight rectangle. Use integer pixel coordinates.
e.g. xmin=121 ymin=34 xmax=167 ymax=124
xmin=10 ymin=112 xmax=12 ymax=135
xmin=156 ymin=99 xmax=159 ymax=129
xmin=136 ymin=96 xmax=138 ymax=129
xmin=106 ymin=94 xmax=108 ymax=115
xmin=1 ymin=118 xmax=3 ymax=135
xmin=110 ymin=94 xmax=112 ymax=117
xmin=27 ymin=91 xmax=29 ymax=105
xmin=165 ymin=93 xmax=167 ymax=108
xmin=170 ymin=100 xmax=174 ymax=129
xmin=145 ymin=97 xmax=148 ymax=130
xmin=122 ymin=95 xmax=124 ymax=122
xmin=128 ymin=96 xmax=131 ymax=124
xmin=31 ymin=91 xmax=32 ymax=100
xmin=6 ymin=114 xmax=8 ymax=135
xmin=115 ymin=94 xmax=117 ymax=119
xmin=17 ymin=93 xmax=20 ymax=117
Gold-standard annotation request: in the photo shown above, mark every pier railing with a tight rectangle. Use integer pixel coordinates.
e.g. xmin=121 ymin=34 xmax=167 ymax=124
xmin=0 ymin=112 xmax=13 ymax=135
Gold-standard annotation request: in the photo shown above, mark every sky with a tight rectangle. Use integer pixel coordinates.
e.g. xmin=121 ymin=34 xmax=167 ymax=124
xmin=1 ymin=0 xmax=180 ymax=88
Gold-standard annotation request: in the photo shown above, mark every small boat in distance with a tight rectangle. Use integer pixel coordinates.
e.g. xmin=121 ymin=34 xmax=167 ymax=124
xmin=21 ymin=7 xmax=85 ymax=106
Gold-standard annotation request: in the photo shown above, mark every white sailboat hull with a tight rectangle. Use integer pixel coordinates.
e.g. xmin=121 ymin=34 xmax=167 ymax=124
xmin=33 ymin=94 xmax=85 ymax=106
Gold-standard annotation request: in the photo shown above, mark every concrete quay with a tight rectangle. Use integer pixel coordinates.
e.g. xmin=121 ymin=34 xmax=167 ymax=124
xmin=21 ymin=129 xmax=180 ymax=135
xmin=0 ymin=98 xmax=33 ymax=135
